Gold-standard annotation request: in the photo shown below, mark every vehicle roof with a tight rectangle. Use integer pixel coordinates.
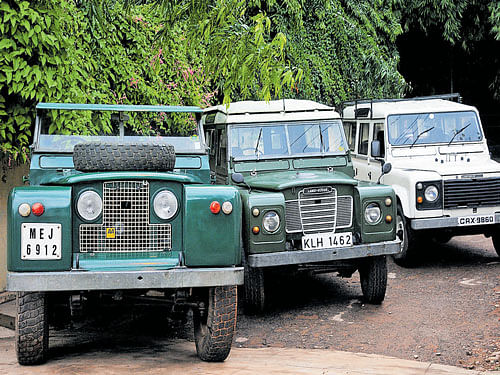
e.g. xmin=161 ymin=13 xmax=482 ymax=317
xmin=203 ymin=99 xmax=340 ymax=124
xmin=36 ymin=103 xmax=203 ymax=113
xmin=342 ymin=99 xmax=478 ymax=119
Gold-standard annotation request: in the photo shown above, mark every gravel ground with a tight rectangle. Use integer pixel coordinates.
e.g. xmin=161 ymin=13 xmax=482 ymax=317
xmin=234 ymin=235 xmax=500 ymax=371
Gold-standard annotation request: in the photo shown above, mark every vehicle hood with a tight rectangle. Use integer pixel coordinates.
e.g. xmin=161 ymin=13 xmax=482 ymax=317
xmin=389 ymin=143 xmax=500 ymax=177
xmin=41 ymin=171 xmax=204 ymax=185
xmin=243 ymin=170 xmax=357 ymax=191
xmin=390 ymin=156 xmax=500 ymax=176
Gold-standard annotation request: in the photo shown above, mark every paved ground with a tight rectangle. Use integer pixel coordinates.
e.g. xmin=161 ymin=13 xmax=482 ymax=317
xmin=0 ymin=328 xmax=498 ymax=375
xmin=0 ymin=235 xmax=498 ymax=374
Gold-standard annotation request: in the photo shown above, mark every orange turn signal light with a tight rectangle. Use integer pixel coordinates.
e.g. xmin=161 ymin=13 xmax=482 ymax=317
xmin=32 ymin=202 xmax=44 ymax=216
xmin=417 ymin=196 xmax=423 ymax=204
xmin=252 ymin=226 xmax=260 ymax=234
xmin=385 ymin=215 xmax=392 ymax=223
xmin=210 ymin=201 xmax=221 ymax=214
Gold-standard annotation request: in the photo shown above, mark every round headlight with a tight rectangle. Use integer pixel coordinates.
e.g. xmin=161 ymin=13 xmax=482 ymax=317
xmin=154 ymin=190 xmax=178 ymax=220
xmin=77 ymin=191 xmax=102 ymax=221
xmin=424 ymin=185 xmax=439 ymax=202
xmin=365 ymin=203 xmax=381 ymax=224
xmin=262 ymin=211 xmax=280 ymax=233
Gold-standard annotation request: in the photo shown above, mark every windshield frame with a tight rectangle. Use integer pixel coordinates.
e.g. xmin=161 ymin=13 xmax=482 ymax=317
xmin=228 ymin=119 xmax=348 ymax=162
xmin=32 ymin=107 xmax=206 ymax=155
xmin=387 ymin=110 xmax=483 ymax=148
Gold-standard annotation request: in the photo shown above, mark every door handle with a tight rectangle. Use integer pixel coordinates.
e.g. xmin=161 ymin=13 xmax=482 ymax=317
xmin=368 ymin=171 xmax=372 ymax=180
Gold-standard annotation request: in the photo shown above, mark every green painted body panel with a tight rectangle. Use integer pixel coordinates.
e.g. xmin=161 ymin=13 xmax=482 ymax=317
xmin=242 ymin=170 xmax=358 ymax=191
xmin=77 ymin=251 xmax=181 ymax=271
xmin=355 ymin=182 xmax=396 ymax=243
xmin=234 ymin=160 xmax=290 ymax=173
xmin=239 ymin=190 xmax=286 ymax=254
xmin=291 ymin=156 xmax=347 ymax=169
xmin=8 ymin=186 xmax=72 ymax=272
xmin=45 ymin=171 xmax=202 ymax=185
xmin=183 ymin=185 xmax=241 ymax=266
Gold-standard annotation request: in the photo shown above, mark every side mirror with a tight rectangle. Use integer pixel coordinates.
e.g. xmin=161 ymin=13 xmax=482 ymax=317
xmin=377 ymin=162 xmax=392 ymax=184
xmin=371 ymin=140 xmax=381 ymax=158
xmin=382 ymin=162 xmax=392 ymax=175
xmin=231 ymin=173 xmax=245 ymax=184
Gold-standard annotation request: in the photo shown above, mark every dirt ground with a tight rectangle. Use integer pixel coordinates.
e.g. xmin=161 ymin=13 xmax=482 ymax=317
xmin=235 ymin=235 xmax=500 ymax=371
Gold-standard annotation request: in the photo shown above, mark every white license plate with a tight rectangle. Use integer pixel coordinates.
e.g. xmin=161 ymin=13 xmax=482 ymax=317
xmin=21 ymin=223 xmax=62 ymax=260
xmin=457 ymin=215 xmax=495 ymax=226
xmin=302 ymin=232 xmax=352 ymax=250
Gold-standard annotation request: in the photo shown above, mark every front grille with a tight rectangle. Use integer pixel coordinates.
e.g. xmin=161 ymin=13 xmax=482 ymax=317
xmin=444 ymin=177 xmax=500 ymax=208
xmin=79 ymin=181 xmax=171 ymax=253
xmin=285 ymin=186 xmax=353 ymax=234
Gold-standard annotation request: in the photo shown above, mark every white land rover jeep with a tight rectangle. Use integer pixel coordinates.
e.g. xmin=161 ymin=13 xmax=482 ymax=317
xmin=342 ymin=94 xmax=500 ymax=265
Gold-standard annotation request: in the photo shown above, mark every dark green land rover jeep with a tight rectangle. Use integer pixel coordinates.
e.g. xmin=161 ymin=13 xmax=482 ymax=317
xmin=7 ymin=103 xmax=243 ymax=365
xmin=202 ymin=100 xmax=400 ymax=313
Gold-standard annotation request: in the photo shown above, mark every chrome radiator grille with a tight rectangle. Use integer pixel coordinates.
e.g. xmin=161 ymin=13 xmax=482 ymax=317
xmin=444 ymin=177 xmax=500 ymax=208
xmin=79 ymin=181 xmax=171 ymax=253
xmin=285 ymin=187 xmax=352 ymax=234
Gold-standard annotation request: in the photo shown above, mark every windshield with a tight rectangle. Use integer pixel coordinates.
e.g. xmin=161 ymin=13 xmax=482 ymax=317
xmin=387 ymin=111 xmax=482 ymax=146
xmin=229 ymin=120 xmax=346 ymax=159
xmin=36 ymin=110 xmax=203 ymax=153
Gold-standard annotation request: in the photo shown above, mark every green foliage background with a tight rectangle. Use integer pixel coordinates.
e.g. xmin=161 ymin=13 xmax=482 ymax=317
xmin=0 ymin=0 xmax=214 ymax=160
xmin=3 ymin=0 xmax=500 ymax=160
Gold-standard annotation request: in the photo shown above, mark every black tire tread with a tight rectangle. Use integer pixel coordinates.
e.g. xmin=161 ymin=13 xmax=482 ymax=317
xmin=359 ymin=256 xmax=388 ymax=304
xmin=73 ymin=142 xmax=176 ymax=172
xmin=16 ymin=292 xmax=48 ymax=366
xmin=194 ymin=286 xmax=237 ymax=362
xmin=392 ymin=205 xmax=419 ymax=267
xmin=241 ymin=245 xmax=265 ymax=314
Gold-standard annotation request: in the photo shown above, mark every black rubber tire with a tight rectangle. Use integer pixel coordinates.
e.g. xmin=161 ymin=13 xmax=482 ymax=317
xmin=359 ymin=256 xmax=388 ymax=304
xmin=492 ymin=233 xmax=500 ymax=257
xmin=16 ymin=292 xmax=49 ymax=365
xmin=193 ymin=286 xmax=237 ymax=362
xmin=241 ymin=246 xmax=265 ymax=314
xmin=392 ymin=205 xmax=419 ymax=267
xmin=73 ymin=142 xmax=176 ymax=172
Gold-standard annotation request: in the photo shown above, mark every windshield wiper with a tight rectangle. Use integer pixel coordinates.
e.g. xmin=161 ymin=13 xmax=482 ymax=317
xmin=318 ymin=124 xmax=324 ymax=152
xmin=410 ymin=126 xmax=434 ymax=148
xmin=254 ymin=127 xmax=263 ymax=158
xmin=448 ymin=123 xmax=470 ymax=146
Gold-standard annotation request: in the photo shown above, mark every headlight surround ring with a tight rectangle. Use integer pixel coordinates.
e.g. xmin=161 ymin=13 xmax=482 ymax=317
xmin=364 ymin=203 xmax=381 ymax=225
xmin=424 ymin=185 xmax=439 ymax=202
xmin=262 ymin=211 xmax=280 ymax=233
xmin=153 ymin=190 xmax=178 ymax=220
xmin=77 ymin=190 xmax=103 ymax=221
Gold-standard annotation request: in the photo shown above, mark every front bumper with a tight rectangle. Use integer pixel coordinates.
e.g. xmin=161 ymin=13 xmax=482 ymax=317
xmin=247 ymin=240 xmax=400 ymax=268
xmin=411 ymin=213 xmax=500 ymax=230
xmin=7 ymin=267 xmax=244 ymax=292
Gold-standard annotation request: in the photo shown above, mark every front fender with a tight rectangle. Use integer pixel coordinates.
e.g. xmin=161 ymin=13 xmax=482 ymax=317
xmin=8 ymin=186 xmax=72 ymax=272
xmin=239 ymin=190 xmax=286 ymax=254
xmin=183 ymin=185 xmax=241 ymax=266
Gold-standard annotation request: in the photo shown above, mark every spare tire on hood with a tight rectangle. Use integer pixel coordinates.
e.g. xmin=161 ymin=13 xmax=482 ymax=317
xmin=73 ymin=143 xmax=176 ymax=172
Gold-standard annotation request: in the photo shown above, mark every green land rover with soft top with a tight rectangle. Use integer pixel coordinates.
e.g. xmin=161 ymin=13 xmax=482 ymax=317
xmin=203 ymin=99 xmax=400 ymax=313
xmin=7 ymin=103 xmax=243 ymax=365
